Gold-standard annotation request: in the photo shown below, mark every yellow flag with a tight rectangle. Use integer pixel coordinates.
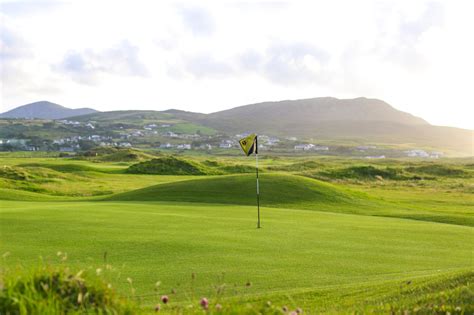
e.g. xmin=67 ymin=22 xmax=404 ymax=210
xmin=239 ymin=134 xmax=257 ymax=156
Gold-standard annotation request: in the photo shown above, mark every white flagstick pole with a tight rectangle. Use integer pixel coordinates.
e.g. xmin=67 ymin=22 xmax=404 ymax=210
xmin=255 ymin=136 xmax=260 ymax=228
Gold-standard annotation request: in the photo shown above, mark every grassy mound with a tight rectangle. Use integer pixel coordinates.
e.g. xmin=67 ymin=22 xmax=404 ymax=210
xmin=127 ymin=157 xmax=255 ymax=175
xmin=76 ymin=147 xmax=155 ymax=162
xmin=267 ymin=160 xmax=322 ymax=172
xmin=0 ymin=265 xmax=135 ymax=314
xmin=126 ymin=156 xmax=208 ymax=175
xmin=406 ymin=164 xmax=468 ymax=177
xmin=97 ymin=149 xmax=155 ymax=162
xmin=318 ymin=165 xmax=405 ymax=180
xmin=202 ymin=159 xmax=255 ymax=174
xmin=0 ymin=166 xmax=30 ymax=180
xmin=19 ymin=163 xmax=99 ymax=173
xmin=106 ymin=173 xmax=362 ymax=207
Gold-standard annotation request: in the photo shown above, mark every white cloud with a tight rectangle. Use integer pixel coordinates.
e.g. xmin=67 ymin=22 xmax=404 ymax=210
xmin=178 ymin=6 xmax=215 ymax=36
xmin=54 ymin=41 xmax=149 ymax=85
xmin=0 ymin=0 xmax=473 ymax=129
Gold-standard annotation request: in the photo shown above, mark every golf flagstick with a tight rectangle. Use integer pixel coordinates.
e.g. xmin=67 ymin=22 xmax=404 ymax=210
xmin=238 ymin=133 xmax=261 ymax=229
xmin=255 ymin=136 xmax=260 ymax=228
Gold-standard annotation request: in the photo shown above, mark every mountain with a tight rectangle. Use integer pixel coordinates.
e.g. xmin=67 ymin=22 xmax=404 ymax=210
xmin=2 ymin=97 xmax=472 ymax=154
xmin=169 ymin=97 xmax=472 ymax=154
xmin=0 ymin=101 xmax=98 ymax=119
xmin=198 ymin=97 xmax=428 ymax=133
xmin=70 ymin=97 xmax=472 ymax=153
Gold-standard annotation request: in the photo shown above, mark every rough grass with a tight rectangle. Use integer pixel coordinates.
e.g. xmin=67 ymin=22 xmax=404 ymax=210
xmin=0 ymin=264 xmax=135 ymax=315
xmin=317 ymin=165 xmax=407 ymax=180
xmin=0 ymin=162 xmax=197 ymax=198
xmin=126 ymin=156 xmax=254 ymax=176
xmin=97 ymin=150 xmax=155 ymax=162
xmin=267 ymin=160 xmax=323 ymax=172
xmin=406 ymin=164 xmax=469 ymax=177
xmin=2 ymin=264 xmax=472 ymax=314
xmin=0 ymin=166 xmax=30 ymax=181
xmin=0 ymin=188 xmax=69 ymax=201
xmin=18 ymin=163 xmax=103 ymax=173
xmin=126 ymin=156 xmax=209 ymax=175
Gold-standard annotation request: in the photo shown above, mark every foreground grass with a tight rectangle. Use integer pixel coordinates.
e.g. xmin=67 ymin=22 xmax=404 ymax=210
xmin=0 ymin=264 xmax=136 ymax=314
xmin=1 ymin=201 xmax=472 ymax=311
xmin=1 ymin=260 xmax=472 ymax=314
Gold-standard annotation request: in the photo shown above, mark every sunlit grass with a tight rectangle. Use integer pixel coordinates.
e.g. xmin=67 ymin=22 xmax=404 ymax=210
xmin=0 ymin=153 xmax=473 ymax=312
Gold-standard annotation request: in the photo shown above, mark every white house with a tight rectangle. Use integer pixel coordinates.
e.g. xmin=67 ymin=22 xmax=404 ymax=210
xmin=357 ymin=145 xmax=376 ymax=151
xmin=429 ymin=151 xmax=444 ymax=159
xmin=365 ymin=155 xmax=386 ymax=159
xmin=6 ymin=139 xmax=27 ymax=146
xmin=59 ymin=146 xmax=75 ymax=152
xmin=313 ymin=145 xmax=329 ymax=151
xmin=177 ymin=144 xmax=191 ymax=150
xmin=265 ymin=137 xmax=280 ymax=146
xmin=199 ymin=144 xmax=212 ymax=150
xmin=164 ymin=131 xmax=178 ymax=137
xmin=406 ymin=149 xmax=429 ymax=157
xmin=294 ymin=144 xmax=315 ymax=151
xmin=219 ymin=143 xmax=233 ymax=149
xmin=160 ymin=143 xmax=173 ymax=149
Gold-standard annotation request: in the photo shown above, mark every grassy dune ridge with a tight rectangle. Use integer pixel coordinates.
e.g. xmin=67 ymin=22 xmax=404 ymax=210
xmin=0 ymin=153 xmax=473 ymax=313
xmin=106 ymin=173 xmax=361 ymax=205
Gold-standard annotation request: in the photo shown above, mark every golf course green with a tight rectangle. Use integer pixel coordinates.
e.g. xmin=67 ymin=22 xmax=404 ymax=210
xmin=0 ymin=155 xmax=473 ymax=313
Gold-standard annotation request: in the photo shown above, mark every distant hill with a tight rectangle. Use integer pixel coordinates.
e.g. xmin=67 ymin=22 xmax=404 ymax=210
xmin=2 ymin=97 xmax=472 ymax=154
xmin=199 ymin=97 xmax=428 ymax=133
xmin=170 ymin=97 xmax=471 ymax=154
xmin=0 ymin=101 xmax=98 ymax=119
xmin=69 ymin=110 xmax=174 ymax=122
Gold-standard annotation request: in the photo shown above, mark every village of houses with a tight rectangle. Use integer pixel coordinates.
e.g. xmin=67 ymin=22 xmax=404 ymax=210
xmin=0 ymin=119 xmax=444 ymax=159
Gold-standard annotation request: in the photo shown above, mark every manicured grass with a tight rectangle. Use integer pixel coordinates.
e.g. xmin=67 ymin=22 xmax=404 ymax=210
xmin=1 ymin=200 xmax=472 ymax=312
xmin=107 ymin=173 xmax=474 ymax=227
xmin=107 ymin=173 xmax=361 ymax=206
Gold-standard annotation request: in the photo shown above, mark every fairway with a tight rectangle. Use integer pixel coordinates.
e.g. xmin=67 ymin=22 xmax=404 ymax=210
xmin=1 ymin=199 xmax=472 ymax=310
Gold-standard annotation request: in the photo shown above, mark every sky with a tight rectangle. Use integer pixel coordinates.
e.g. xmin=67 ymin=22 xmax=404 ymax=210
xmin=1 ymin=0 xmax=473 ymax=129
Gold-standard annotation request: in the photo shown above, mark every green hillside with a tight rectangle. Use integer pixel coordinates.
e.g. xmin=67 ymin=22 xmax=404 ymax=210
xmin=68 ymin=110 xmax=174 ymax=122
xmin=2 ymin=97 xmax=472 ymax=154
xmin=200 ymin=97 xmax=428 ymax=129
xmin=193 ymin=98 xmax=472 ymax=154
